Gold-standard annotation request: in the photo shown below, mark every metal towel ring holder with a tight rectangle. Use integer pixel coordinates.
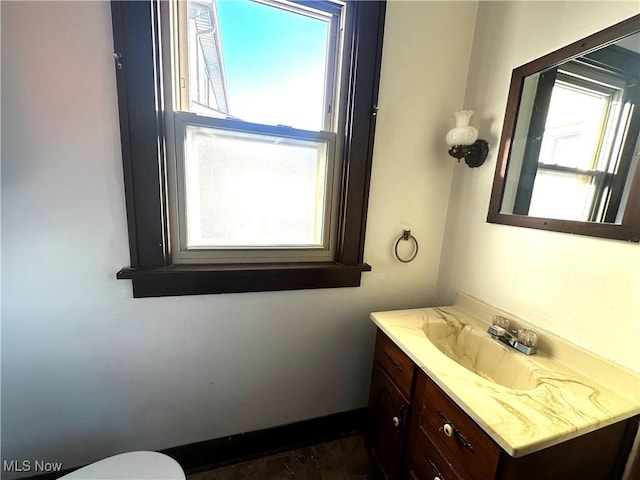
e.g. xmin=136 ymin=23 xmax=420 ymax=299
xmin=394 ymin=229 xmax=419 ymax=263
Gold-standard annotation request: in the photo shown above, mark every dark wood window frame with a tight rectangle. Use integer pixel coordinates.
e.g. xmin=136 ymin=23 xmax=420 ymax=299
xmin=110 ymin=0 xmax=386 ymax=297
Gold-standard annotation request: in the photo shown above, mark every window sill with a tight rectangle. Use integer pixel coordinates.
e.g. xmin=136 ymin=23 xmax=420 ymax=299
xmin=117 ymin=262 xmax=372 ymax=298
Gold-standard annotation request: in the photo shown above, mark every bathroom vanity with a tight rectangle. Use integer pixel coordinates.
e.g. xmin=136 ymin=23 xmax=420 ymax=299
xmin=366 ymin=294 xmax=640 ymax=479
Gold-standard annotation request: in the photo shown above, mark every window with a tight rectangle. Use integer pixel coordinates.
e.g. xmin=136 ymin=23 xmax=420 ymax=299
xmin=110 ymin=0 xmax=386 ymax=297
xmin=512 ymin=58 xmax=638 ymax=223
xmin=528 ymin=62 xmax=631 ymax=221
xmin=168 ymin=0 xmax=343 ymax=264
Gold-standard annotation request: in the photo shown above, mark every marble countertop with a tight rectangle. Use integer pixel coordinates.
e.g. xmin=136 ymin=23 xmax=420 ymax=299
xmin=370 ymin=293 xmax=640 ymax=457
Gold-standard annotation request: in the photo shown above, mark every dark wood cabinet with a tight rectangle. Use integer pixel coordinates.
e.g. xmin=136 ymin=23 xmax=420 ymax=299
xmin=405 ymin=426 xmax=462 ymax=480
xmin=368 ymin=363 xmax=411 ymax=479
xmin=366 ymin=331 xmax=415 ymax=479
xmin=367 ymin=329 xmax=638 ymax=480
xmin=405 ymin=371 xmax=500 ymax=480
xmin=409 ymin=371 xmax=500 ymax=479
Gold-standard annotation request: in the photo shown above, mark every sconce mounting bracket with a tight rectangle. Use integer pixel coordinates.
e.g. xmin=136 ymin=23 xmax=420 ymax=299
xmin=448 ymin=139 xmax=489 ymax=168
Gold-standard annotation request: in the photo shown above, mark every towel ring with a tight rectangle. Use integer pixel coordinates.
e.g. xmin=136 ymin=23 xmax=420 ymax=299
xmin=394 ymin=229 xmax=419 ymax=263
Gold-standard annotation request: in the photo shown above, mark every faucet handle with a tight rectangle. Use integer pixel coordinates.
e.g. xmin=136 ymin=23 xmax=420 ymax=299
xmin=517 ymin=329 xmax=538 ymax=348
xmin=492 ymin=315 xmax=511 ymax=329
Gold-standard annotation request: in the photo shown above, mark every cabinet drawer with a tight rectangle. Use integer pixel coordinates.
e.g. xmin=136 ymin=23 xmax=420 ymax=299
xmin=405 ymin=430 xmax=462 ymax=480
xmin=375 ymin=330 xmax=415 ymax=397
xmin=420 ymin=376 xmax=500 ymax=480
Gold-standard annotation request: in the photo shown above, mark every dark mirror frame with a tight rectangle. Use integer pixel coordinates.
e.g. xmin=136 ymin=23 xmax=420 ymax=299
xmin=487 ymin=14 xmax=640 ymax=242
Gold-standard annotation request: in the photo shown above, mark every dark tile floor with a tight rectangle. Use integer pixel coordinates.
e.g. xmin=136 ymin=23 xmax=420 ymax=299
xmin=186 ymin=435 xmax=372 ymax=480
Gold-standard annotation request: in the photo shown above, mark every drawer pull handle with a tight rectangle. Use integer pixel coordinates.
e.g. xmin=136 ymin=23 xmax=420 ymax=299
xmin=438 ymin=412 xmax=474 ymax=452
xmin=456 ymin=431 xmax=474 ymax=451
xmin=428 ymin=459 xmax=445 ymax=480
xmin=383 ymin=350 xmax=404 ymax=372
xmin=392 ymin=416 xmax=401 ymax=428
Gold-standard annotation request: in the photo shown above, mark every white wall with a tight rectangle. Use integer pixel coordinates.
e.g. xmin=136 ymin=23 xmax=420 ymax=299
xmin=0 ymin=1 xmax=477 ymax=475
xmin=437 ymin=1 xmax=640 ymax=372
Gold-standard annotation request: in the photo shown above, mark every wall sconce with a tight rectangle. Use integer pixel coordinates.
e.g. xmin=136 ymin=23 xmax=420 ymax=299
xmin=445 ymin=110 xmax=489 ymax=168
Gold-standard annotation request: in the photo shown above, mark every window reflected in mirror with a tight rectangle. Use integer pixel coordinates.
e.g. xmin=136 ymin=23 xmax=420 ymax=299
xmin=489 ymin=15 xmax=640 ymax=242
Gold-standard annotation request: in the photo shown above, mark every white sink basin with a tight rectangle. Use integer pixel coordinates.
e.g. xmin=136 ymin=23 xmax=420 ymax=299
xmin=423 ymin=319 xmax=541 ymax=390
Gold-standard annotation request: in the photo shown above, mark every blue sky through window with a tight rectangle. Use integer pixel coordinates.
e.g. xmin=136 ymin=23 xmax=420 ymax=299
xmin=215 ymin=0 xmax=330 ymax=131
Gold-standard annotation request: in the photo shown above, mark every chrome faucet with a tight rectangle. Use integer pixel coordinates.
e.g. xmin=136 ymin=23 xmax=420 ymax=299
xmin=487 ymin=324 xmax=538 ymax=355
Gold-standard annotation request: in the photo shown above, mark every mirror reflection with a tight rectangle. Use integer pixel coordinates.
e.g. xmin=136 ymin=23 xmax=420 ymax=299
xmin=500 ymin=32 xmax=640 ymax=224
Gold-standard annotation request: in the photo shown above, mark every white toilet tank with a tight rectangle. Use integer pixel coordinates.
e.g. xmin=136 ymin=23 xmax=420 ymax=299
xmin=57 ymin=451 xmax=185 ymax=480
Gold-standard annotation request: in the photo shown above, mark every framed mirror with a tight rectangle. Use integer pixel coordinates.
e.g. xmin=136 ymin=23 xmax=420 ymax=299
xmin=488 ymin=14 xmax=640 ymax=242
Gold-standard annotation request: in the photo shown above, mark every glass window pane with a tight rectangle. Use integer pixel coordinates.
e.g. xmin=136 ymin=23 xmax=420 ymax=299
xmin=529 ymin=170 xmax=596 ymax=221
xmin=539 ymin=83 xmax=608 ymax=169
xmin=183 ymin=124 xmax=330 ymax=248
xmin=185 ymin=0 xmax=331 ymax=131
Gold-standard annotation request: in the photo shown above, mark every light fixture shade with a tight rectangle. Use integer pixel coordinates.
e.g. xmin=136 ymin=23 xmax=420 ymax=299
xmin=445 ymin=110 xmax=478 ymax=146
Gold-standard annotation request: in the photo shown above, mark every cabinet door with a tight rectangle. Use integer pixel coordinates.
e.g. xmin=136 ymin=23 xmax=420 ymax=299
xmin=367 ymin=363 xmax=411 ymax=480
